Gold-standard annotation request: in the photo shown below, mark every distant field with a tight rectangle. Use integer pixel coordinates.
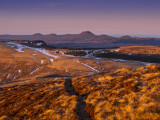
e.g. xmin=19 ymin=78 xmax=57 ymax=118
xmin=92 ymin=46 xmax=160 ymax=63
xmin=0 ymin=41 xmax=144 ymax=87
xmin=111 ymin=46 xmax=160 ymax=55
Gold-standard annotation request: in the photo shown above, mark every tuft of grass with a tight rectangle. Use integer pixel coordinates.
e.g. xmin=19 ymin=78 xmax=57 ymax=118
xmin=0 ymin=64 xmax=159 ymax=120
xmin=72 ymin=65 xmax=160 ymax=120
xmin=0 ymin=79 xmax=78 ymax=120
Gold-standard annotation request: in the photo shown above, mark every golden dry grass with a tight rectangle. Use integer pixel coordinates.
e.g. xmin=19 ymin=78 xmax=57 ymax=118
xmin=0 ymin=43 xmax=144 ymax=87
xmin=0 ymin=63 xmax=159 ymax=119
xmin=0 ymin=79 xmax=78 ymax=120
xmin=112 ymin=46 xmax=160 ymax=55
xmin=1 ymin=42 xmax=159 ymax=120
xmin=72 ymin=65 xmax=160 ymax=120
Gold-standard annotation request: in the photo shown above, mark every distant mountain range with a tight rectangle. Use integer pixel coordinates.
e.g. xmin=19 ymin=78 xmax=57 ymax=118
xmin=0 ymin=31 xmax=160 ymax=48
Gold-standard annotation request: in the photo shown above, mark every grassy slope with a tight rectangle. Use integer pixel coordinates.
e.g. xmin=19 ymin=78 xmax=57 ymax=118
xmin=0 ymin=65 xmax=159 ymax=120
xmin=0 ymin=43 xmax=143 ymax=87
xmin=0 ymin=79 xmax=78 ymax=120
xmin=72 ymin=65 xmax=160 ymax=120
xmin=0 ymin=43 xmax=159 ymax=120
xmin=112 ymin=46 xmax=160 ymax=55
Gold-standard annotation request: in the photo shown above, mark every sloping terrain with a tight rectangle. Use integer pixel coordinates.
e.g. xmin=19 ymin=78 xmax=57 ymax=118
xmin=0 ymin=65 xmax=160 ymax=120
xmin=111 ymin=46 xmax=160 ymax=55
xmin=0 ymin=41 xmax=144 ymax=87
xmin=0 ymin=79 xmax=78 ymax=120
xmin=72 ymin=65 xmax=160 ymax=120
xmin=92 ymin=46 xmax=160 ymax=63
xmin=0 ymin=41 xmax=159 ymax=120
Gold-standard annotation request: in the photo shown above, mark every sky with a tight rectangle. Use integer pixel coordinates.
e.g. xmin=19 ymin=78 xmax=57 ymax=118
xmin=0 ymin=0 xmax=160 ymax=37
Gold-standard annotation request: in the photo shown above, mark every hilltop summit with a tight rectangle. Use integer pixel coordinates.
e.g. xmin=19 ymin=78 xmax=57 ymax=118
xmin=0 ymin=31 xmax=160 ymax=48
xmin=33 ymin=33 xmax=43 ymax=36
xmin=80 ymin=31 xmax=95 ymax=36
xmin=120 ymin=35 xmax=132 ymax=39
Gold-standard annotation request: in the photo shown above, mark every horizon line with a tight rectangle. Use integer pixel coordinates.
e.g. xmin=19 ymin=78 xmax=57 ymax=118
xmin=0 ymin=31 xmax=160 ymax=38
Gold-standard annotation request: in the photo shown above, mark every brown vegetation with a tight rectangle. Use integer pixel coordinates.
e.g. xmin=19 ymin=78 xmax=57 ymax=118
xmin=72 ymin=65 xmax=160 ymax=120
xmin=0 ymin=78 xmax=78 ymax=120
xmin=112 ymin=46 xmax=160 ymax=55
xmin=0 ymin=64 xmax=160 ymax=120
xmin=0 ymin=43 xmax=144 ymax=87
xmin=1 ymin=42 xmax=159 ymax=120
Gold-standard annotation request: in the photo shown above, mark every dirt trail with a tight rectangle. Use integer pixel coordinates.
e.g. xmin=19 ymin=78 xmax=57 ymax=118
xmin=65 ymin=79 xmax=91 ymax=120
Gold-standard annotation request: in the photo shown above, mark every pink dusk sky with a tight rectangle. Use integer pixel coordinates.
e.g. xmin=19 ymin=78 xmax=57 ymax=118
xmin=0 ymin=0 xmax=160 ymax=37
